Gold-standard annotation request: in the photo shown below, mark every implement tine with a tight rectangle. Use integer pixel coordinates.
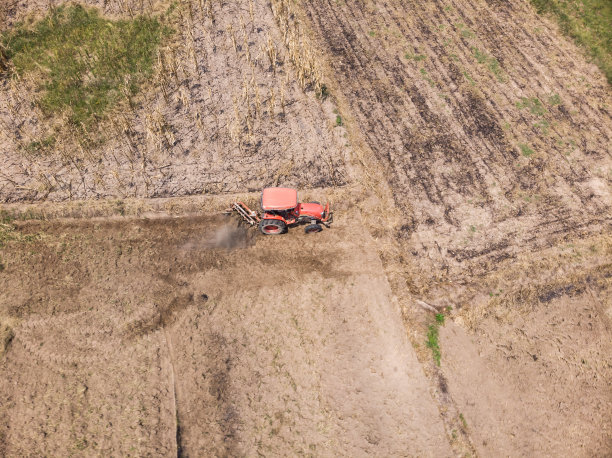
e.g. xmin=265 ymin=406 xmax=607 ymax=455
xmin=229 ymin=202 xmax=260 ymax=226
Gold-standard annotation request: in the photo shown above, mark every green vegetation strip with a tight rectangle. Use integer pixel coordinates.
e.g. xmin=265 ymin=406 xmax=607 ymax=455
xmin=426 ymin=313 xmax=445 ymax=366
xmin=1 ymin=4 xmax=168 ymax=127
xmin=530 ymin=0 xmax=612 ymax=84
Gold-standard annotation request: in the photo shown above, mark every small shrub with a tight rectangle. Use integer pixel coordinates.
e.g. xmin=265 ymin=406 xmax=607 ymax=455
xmin=317 ymin=84 xmax=330 ymax=100
xmin=335 ymin=115 xmax=343 ymax=127
xmin=435 ymin=313 xmax=445 ymax=324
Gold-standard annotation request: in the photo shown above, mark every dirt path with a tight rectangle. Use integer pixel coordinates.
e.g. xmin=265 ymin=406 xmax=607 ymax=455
xmin=0 ymin=214 xmax=451 ymax=455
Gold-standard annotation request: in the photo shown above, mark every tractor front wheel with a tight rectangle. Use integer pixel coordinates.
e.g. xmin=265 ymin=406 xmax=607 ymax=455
xmin=304 ymin=223 xmax=323 ymax=234
xmin=259 ymin=219 xmax=286 ymax=235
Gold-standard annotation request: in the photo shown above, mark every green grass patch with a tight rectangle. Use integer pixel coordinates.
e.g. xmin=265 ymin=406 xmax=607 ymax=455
xmin=1 ymin=4 xmax=168 ymax=128
xmin=426 ymin=324 xmax=441 ymax=366
xmin=548 ymin=93 xmax=562 ymax=105
xmin=335 ymin=115 xmax=343 ymax=126
xmin=533 ymin=119 xmax=550 ymax=133
xmin=462 ymin=70 xmax=476 ymax=86
xmin=0 ymin=223 xmax=18 ymax=248
xmin=405 ymin=52 xmax=427 ymax=62
xmin=459 ymin=413 xmax=468 ymax=428
xmin=516 ymin=97 xmax=547 ymax=116
xmin=519 ymin=143 xmax=535 ymax=157
xmin=455 ymin=23 xmax=476 ymax=39
xmin=0 ymin=211 xmax=42 ymax=247
xmin=471 ymin=47 xmax=504 ymax=80
xmin=529 ymin=0 xmax=612 ymax=84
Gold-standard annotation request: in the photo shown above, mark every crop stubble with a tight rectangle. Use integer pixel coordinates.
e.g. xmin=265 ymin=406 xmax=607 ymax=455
xmin=0 ymin=0 xmax=348 ymax=201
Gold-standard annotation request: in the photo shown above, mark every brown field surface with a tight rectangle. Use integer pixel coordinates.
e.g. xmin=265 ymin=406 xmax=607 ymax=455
xmin=1 ymin=0 xmax=611 ymax=456
xmin=0 ymin=212 xmax=451 ymax=456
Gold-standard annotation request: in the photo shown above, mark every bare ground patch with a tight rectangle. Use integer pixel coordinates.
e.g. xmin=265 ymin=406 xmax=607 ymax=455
xmin=0 ymin=212 xmax=450 ymax=455
xmin=299 ymin=0 xmax=612 ymax=454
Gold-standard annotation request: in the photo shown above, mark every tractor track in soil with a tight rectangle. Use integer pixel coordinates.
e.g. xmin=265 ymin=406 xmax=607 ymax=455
xmin=0 ymin=213 xmax=452 ymax=456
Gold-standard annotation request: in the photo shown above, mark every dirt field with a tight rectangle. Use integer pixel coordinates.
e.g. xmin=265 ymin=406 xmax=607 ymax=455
xmin=0 ymin=213 xmax=453 ymax=456
xmin=1 ymin=0 xmax=611 ymax=456
xmin=303 ymin=0 xmax=611 ymax=282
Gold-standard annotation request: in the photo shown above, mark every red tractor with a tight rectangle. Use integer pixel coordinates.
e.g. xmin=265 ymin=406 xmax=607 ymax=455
xmin=228 ymin=187 xmax=333 ymax=235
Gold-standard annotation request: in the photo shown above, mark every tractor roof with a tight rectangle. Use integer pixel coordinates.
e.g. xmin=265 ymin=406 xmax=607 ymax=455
xmin=261 ymin=187 xmax=298 ymax=210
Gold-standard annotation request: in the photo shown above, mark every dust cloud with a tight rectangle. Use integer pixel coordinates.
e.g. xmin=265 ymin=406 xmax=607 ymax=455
xmin=181 ymin=221 xmax=253 ymax=251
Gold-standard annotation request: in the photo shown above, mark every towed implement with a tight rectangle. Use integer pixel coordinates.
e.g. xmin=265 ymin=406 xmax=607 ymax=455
xmin=227 ymin=187 xmax=333 ymax=235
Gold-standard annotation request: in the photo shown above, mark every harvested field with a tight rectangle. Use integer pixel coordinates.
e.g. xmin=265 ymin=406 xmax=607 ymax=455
xmin=0 ymin=0 xmax=348 ymax=201
xmin=303 ymin=0 xmax=611 ymax=282
xmin=299 ymin=0 xmax=612 ymax=454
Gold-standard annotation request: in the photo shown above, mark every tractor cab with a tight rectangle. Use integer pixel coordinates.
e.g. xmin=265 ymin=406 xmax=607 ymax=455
xmin=261 ymin=187 xmax=299 ymax=222
xmin=258 ymin=187 xmax=332 ymax=235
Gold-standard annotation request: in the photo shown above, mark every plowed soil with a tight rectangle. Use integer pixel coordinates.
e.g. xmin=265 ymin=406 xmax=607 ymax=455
xmin=300 ymin=1 xmax=611 ymax=455
xmin=303 ymin=0 xmax=611 ymax=281
xmin=0 ymin=214 xmax=450 ymax=456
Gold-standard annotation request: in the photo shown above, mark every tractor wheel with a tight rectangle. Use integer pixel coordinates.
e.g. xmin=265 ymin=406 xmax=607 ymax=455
xmin=304 ymin=223 xmax=323 ymax=234
xmin=259 ymin=219 xmax=286 ymax=235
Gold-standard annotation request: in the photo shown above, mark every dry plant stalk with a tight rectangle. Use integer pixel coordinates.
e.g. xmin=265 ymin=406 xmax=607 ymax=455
xmin=178 ymin=86 xmax=190 ymax=107
xmin=270 ymin=0 xmax=324 ymax=94
xmin=254 ymin=83 xmax=261 ymax=117
xmin=227 ymin=25 xmax=237 ymax=53
xmin=268 ymin=87 xmax=275 ymax=117
xmin=194 ymin=111 xmax=204 ymax=132
xmin=232 ymin=94 xmax=241 ymax=133
xmin=265 ymin=35 xmax=278 ymax=73
xmin=279 ymin=86 xmax=286 ymax=116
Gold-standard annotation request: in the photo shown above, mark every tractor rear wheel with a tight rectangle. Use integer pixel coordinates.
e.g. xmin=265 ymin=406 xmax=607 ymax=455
xmin=259 ymin=219 xmax=286 ymax=235
xmin=304 ymin=223 xmax=323 ymax=234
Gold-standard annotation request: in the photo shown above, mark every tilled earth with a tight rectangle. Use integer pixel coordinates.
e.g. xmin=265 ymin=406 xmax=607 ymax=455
xmin=1 ymin=0 xmax=611 ymax=455
xmin=303 ymin=0 xmax=611 ymax=282
xmin=0 ymin=215 xmax=450 ymax=456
